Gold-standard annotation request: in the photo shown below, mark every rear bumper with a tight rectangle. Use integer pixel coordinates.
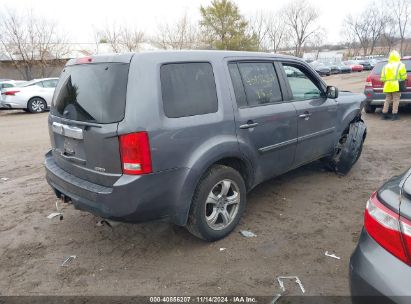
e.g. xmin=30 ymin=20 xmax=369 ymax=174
xmin=364 ymin=89 xmax=411 ymax=106
xmin=349 ymin=229 xmax=411 ymax=303
xmin=45 ymin=150 xmax=190 ymax=224
xmin=0 ymin=97 xmax=26 ymax=109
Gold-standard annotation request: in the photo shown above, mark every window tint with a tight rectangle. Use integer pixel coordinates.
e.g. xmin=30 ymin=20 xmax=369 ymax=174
xmin=161 ymin=63 xmax=218 ymax=118
xmin=237 ymin=62 xmax=282 ymax=105
xmin=3 ymin=83 xmax=14 ymax=88
xmin=51 ymin=63 xmax=129 ymax=123
xmin=228 ymin=63 xmax=247 ymax=107
xmin=282 ymin=64 xmax=323 ymax=101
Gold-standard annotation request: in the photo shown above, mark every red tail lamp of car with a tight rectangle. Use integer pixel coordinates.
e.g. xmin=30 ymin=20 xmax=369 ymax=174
xmin=364 ymin=192 xmax=411 ymax=266
xmin=119 ymin=132 xmax=152 ymax=175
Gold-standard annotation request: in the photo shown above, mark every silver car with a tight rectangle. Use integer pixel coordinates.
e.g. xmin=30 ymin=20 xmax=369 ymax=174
xmin=1 ymin=78 xmax=58 ymax=113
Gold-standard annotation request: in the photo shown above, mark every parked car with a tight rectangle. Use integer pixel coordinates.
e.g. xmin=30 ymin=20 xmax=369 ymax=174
xmin=309 ymin=61 xmax=331 ymax=76
xmin=0 ymin=78 xmax=58 ymax=113
xmin=350 ymin=168 xmax=411 ymax=302
xmin=363 ymin=58 xmax=411 ymax=113
xmin=45 ymin=51 xmax=367 ymax=241
xmin=344 ymin=61 xmax=364 ymax=72
xmin=327 ymin=63 xmax=341 ymax=74
xmin=0 ymin=80 xmax=27 ymax=108
xmin=0 ymin=80 xmax=26 ymax=91
xmin=337 ymin=63 xmax=352 ymax=74
xmin=357 ymin=60 xmax=373 ymax=70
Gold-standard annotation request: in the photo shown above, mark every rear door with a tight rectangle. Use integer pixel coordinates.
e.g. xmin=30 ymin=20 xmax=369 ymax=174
xmin=403 ymin=60 xmax=411 ymax=100
xmin=228 ymin=61 xmax=297 ymax=182
xmin=49 ymin=59 xmax=131 ymax=187
xmin=278 ymin=62 xmax=337 ymax=166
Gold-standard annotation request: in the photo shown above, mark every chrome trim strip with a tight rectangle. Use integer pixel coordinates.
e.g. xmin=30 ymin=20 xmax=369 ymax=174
xmin=258 ymin=138 xmax=298 ymax=153
xmin=298 ymin=127 xmax=335 ymax=143
xmin=52 ymin=122 xmax=84 ymax=140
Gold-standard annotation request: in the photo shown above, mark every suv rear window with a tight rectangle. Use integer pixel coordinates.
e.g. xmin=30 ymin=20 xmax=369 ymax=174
xmin=373 ymin=60 xmax=411 ymax=74
xmin=160 ymin=62 xmax=218 ymax=118
xmin=51 ymin=63 xmax=129 ymax=124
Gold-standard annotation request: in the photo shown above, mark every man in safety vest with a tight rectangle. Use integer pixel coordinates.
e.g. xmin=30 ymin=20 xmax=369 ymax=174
xmin=380 ymin=50 xmax=407 ymax=120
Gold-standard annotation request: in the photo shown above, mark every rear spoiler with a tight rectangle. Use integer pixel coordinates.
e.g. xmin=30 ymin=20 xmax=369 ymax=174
xmin=66 ymin=53 xmax=135 ymax=66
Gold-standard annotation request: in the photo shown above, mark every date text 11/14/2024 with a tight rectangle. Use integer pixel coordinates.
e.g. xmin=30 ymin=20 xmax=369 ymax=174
xmin=149 ymin=296 xmax=258 ymax=303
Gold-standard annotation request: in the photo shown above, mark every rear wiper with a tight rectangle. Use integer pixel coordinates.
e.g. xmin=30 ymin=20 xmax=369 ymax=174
xmin=50 ymin=114 xmax=102 ymax=128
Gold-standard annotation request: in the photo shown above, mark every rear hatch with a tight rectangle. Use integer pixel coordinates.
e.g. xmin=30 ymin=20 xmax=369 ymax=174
xmin=48 ymin=55 xmax=133 ymax=187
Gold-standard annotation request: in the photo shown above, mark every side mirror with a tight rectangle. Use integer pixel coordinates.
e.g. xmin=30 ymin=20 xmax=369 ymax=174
xmin=326 ymin=86 xmax=339 ymax=99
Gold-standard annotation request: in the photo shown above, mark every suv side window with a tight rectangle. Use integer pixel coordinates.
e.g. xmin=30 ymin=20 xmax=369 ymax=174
xmin=281 ymin=64 xmax=323 ymax=101
xmin=237 ymin=62 xmax=282 ymax=106
xmin=160 ymin=62 xmax=218 ymax=118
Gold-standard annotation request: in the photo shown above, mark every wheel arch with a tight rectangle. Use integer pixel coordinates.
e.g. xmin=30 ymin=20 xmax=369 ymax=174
xmin=172 ymin=150 xmax=254 ymax=227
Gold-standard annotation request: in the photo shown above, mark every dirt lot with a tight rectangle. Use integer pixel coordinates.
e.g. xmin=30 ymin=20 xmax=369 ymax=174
xmin=0 ymin=71 xmax=410 ymax=297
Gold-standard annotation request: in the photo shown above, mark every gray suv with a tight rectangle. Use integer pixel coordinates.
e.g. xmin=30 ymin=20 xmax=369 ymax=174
xmin=45 ymin=51 xmax=367 ymax=241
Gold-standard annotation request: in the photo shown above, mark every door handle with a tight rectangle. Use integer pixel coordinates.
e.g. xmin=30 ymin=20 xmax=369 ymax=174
xmin=298 ymin=112 xmax=312 ymax=119
xmin=239 ymin=121 xmax=259 ymax=129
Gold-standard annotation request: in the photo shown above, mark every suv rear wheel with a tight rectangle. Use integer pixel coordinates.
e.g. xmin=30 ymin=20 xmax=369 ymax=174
xmin=186 ymin=165 xmax=246 ymax=241
xmin=27 ymin=97 xmax=47 ymax=113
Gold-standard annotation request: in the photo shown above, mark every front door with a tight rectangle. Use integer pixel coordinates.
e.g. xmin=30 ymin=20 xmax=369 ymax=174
xmin=227 ymin=61 xmax=297 ymax=183
xmin=279 ymin=63 xmax=338 ymax=166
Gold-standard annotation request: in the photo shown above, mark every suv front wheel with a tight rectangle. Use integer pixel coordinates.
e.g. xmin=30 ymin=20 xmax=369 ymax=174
xmin=186 ymin=165 xmax=246 ymax=241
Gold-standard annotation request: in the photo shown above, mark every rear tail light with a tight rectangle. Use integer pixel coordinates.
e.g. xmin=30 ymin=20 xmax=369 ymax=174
xmin=364 ymin=192 xmax=411 ymax=265
xmin=2 ymin=90 xmax=20 ymax=96
xmin=365 ymin=75 xmax=372 ymax=88
xmin=119 ymin=132 xmax=152 ymax=175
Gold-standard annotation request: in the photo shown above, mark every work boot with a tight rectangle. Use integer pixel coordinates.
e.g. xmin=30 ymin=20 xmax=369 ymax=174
xmin=381 ymin=113 xmax=391 ymax=120
xmin=392 ymin=114 xmax=400 ymax=120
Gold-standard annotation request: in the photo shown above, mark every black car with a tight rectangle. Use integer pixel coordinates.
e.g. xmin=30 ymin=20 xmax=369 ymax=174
xmin=357 ymin=60 xmax=373 ymax=70
xmin=309 ymin=61 xmax=331 ymax=76
xmin=337 ymin=63 xmax=352 ymax=74
xmin=350 ymin=168 xmax=411 ymax=303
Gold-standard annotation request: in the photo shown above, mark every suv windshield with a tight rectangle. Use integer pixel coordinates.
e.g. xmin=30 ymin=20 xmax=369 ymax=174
xmin=51 ymin=63 xmax=129 ymax=124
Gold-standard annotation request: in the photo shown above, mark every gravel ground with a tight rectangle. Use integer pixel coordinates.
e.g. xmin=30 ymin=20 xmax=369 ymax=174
xmin=0 ymin=71 xmax=410 ymax=297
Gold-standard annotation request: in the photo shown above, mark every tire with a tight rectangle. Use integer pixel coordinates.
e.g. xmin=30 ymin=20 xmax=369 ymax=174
xmin=324 ymin=121 xmax=366 ymax=175
xmin=27 ymin=97 xmax=47 ymax=113
xmin=364 ymin=104 xmax=376 ymax=113
xmin=186 ymin=165 xmax=246 ymax=241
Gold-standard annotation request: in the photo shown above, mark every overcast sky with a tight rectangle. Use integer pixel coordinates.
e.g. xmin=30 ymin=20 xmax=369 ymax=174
xmin=0 ymin=0 xmax=372 ymax=45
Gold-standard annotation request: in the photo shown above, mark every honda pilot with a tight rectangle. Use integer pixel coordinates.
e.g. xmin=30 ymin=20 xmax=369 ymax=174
xmin=45 ymin=51 xmax=367 ymax=241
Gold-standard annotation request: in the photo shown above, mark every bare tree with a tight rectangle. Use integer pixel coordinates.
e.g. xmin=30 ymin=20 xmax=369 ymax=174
xmin=0 ymin=9 xmax=69 ymax=80
xmin=382 ymin=16 xmax=398 ymax=53
xmin=391 ymin=0 xmax=410 ymax=55
xmin=121 ymin=26 xmax=145 ymax=52
xmin=248 ymin=11 xmax=269 ymax=51
xmin=153 ymin=12 xmax=199 ymax=50
xmin=264 ymin=11 xmax=291 ymax=53
xmin=283 ymin=0 xmax=322 ymax=57
xmin=344 ymin=2 xmax=389 ymax=56
xmin=98 ymin=22 xmax=145 ymax=53
xmin=99 ymin=22 xmax=123 ymax=53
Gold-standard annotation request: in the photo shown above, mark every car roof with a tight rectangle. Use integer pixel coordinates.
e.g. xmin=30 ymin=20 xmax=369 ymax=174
xmin=66 ymin=50 xmax=298 ymax=66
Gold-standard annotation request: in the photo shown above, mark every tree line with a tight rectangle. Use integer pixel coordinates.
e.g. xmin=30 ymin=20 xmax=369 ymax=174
xmin=0 ymin=0 xmax=410 ymax=79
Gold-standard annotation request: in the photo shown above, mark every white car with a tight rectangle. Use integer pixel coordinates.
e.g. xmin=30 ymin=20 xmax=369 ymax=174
xmin=1 ymin=78 xmax=58 ymax=113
